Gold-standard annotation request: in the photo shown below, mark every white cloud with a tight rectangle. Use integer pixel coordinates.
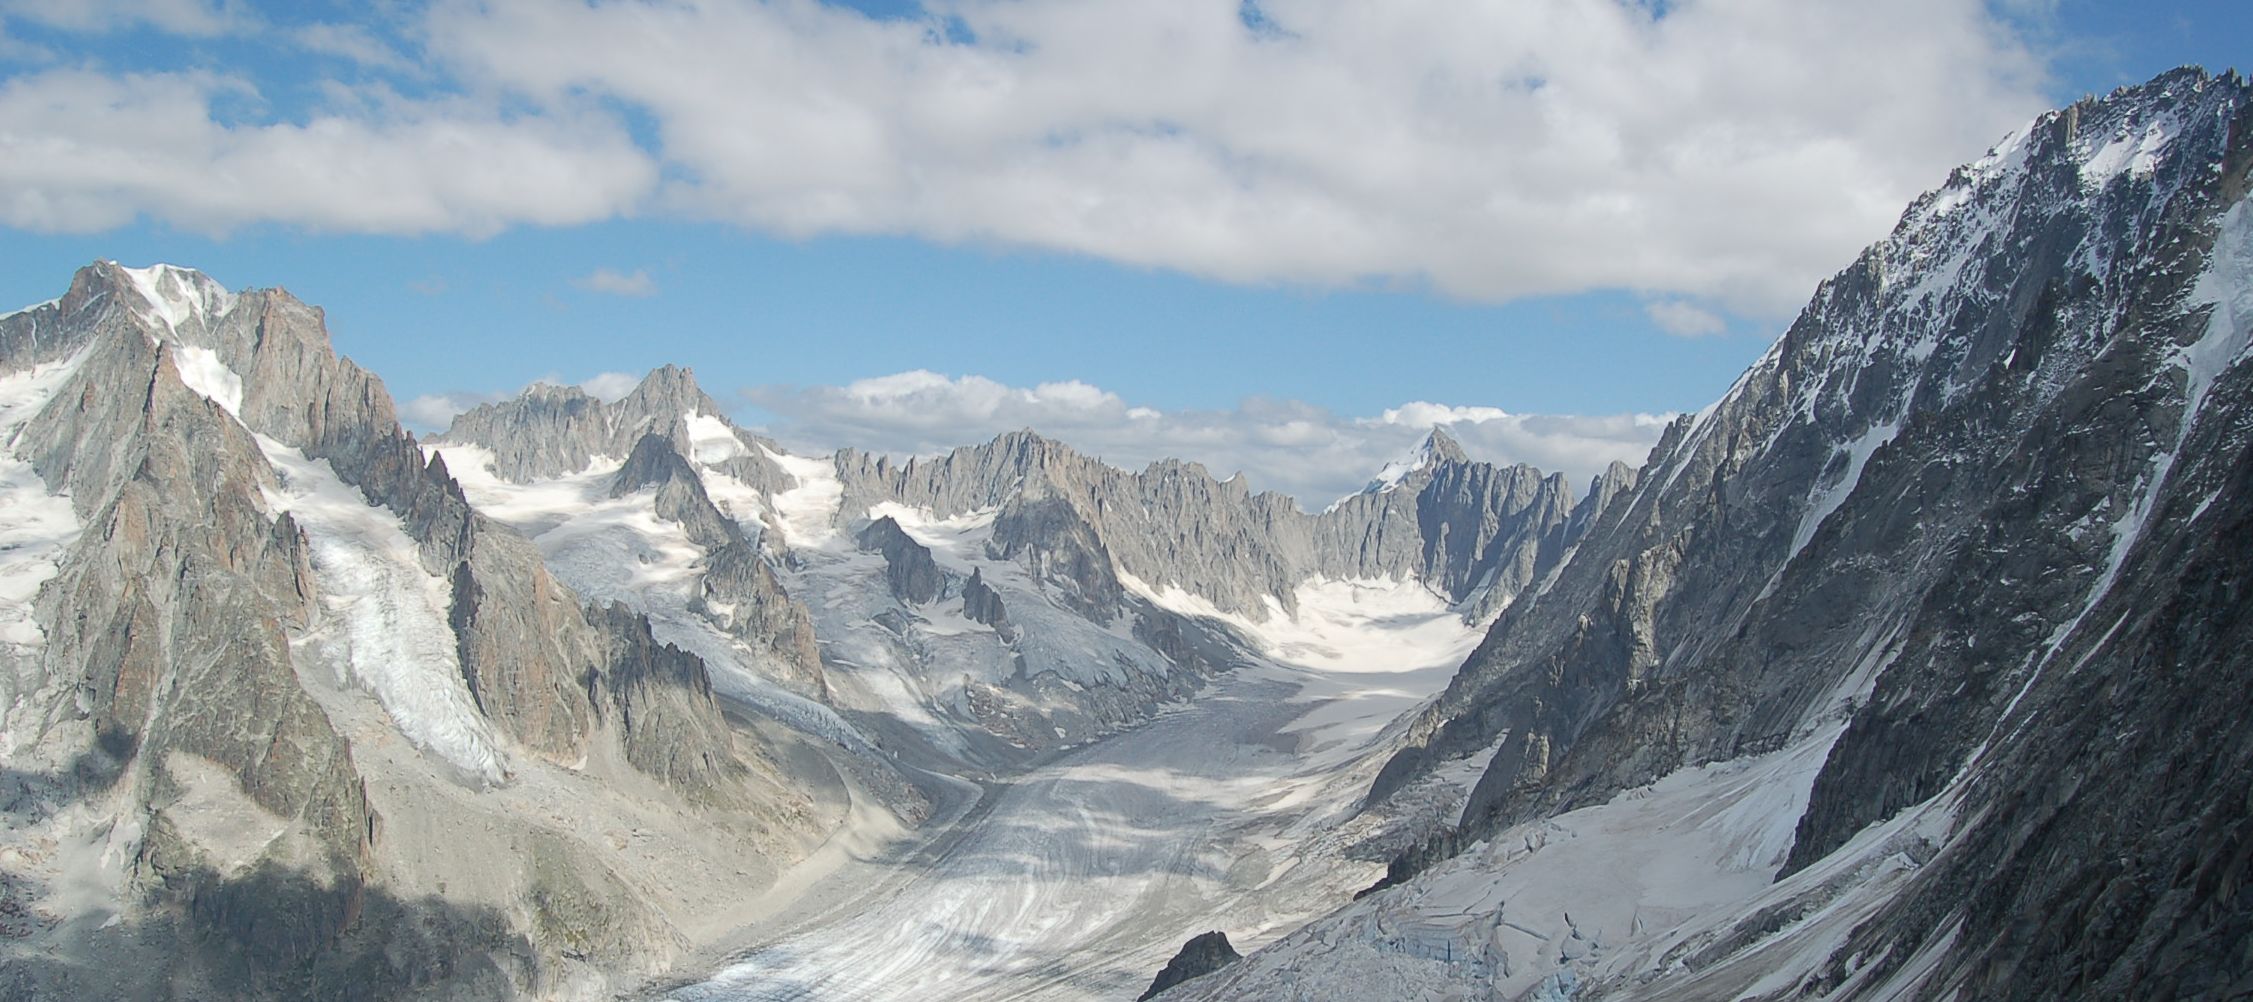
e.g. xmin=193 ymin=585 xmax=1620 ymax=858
xmin=1644 ymin=298 xmax=1729 ymax=337
xmin=747 ymin=371 xmax=1667 ymax=506
xmin=399 ymin=370 xmax=649 ymax=432
xmin=401 ymin=391 xmax=489 ymax=431
xmin=0 ymin=68 xmax=657 ymax=236
xmin=572 ymin=266 xmax=657 ymax=297
xmin=289 ymin=22 xmax=418 ymax=74
xmin=423 ymin=0 xmax=2049 ymax=312
xmin=3 ymin=1 xmax=2053 ymax=312
xmin=576 ymin=371 xmax=641 ymax=401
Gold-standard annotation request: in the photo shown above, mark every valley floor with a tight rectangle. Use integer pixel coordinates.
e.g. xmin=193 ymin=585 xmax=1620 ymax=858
xmin=649 ymin=607 xmax=1481 ymax=1002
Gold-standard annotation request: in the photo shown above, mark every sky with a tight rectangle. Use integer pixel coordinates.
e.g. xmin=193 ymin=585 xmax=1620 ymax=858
xmin=1 ymin=0 xmax=2245 ymax=505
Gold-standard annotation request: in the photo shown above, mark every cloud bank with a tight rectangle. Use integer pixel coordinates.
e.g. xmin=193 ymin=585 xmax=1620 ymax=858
xmin=1 ymin=0 xmax=2050 ymax=312
xmin=746 ymin=370 xmax=1669 ymax=506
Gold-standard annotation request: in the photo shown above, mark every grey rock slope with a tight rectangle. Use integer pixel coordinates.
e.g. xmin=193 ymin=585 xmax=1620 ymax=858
xmin=437 ymin=363 xmax=795 ymax=495
xmin=1138 ymin=930 xmax=1242 ymax=1000
xmin=612 ymin=432 xmax=828 ymax=698
xmin=0 ymin=264 xmax=829 ymax=1000
xmin=835 ymin=425 xmax=1594 ymax=624
xmin=1363 ymin=68 xmax=2253 ymax=998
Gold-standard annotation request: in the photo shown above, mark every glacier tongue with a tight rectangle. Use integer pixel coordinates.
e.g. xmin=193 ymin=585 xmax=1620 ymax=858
xmin=257 ymin=436 xmax=510 ymax=786
xmin=0 ymin=349 xmax=91 ymax=672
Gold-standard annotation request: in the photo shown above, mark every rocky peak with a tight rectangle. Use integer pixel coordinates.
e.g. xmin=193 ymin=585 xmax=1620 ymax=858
xmin=613 ymin=364 xmax=724 ymax=434
xmin=436 ymin=363 xmax=796 ymax=493
xmin=1361 ymin=67 xmax=2253 ymax=1000
xmin=857 ymin=515 xmax=943 ymax=606
xmin=1343 ymin=425 xmax=1472 ymax=503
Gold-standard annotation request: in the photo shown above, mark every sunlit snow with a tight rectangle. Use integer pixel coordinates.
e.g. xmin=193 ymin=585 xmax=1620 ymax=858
xmin=0 ymin=348 xmax=91 ymax=655
xmin=259 ymin=437 xmax=510 ymax=785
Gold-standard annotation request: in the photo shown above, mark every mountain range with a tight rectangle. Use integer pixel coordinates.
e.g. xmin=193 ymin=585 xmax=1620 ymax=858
xmin=0 ymin=65 xmax=2247 ymax=1002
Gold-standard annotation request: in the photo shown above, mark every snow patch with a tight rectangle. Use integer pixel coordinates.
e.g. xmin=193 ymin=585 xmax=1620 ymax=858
xmin=2079 ymin=111 xmax=2180 ymax=188
xmin=116 ymin=262 xmax=234 ymax=335
xmin=683 ymin=411 xmax=745 ymax=464
xmin=0 ymin=347 xmax=92 ymax=654
xmin=172 ymin=345 xmax=244 ymax=418
xmin=763 ymin=445 xmax=844 ymax=549
xmin=1787 ymin=418 xmax=1902 ymax=561
xmin=258 ymin=437 xmax=509 ymax=785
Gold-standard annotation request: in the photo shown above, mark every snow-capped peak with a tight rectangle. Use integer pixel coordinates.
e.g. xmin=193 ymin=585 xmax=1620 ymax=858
xmin=1333 ymin=427 xmax=1468 ymax=510
xmin=111 ymin=261 xmax=237 ymax=336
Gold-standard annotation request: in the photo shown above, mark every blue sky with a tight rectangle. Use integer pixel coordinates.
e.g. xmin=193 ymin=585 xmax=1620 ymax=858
xmin=1 ymin=0 xmax=2244 ymax=502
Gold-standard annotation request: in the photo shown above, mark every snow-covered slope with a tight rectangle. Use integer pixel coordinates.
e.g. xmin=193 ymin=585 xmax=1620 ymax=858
xmin=0 ymin=261 xmax=850 ymax=1001
xmin=1223 ymin=67 xmax=2253 ymax=1002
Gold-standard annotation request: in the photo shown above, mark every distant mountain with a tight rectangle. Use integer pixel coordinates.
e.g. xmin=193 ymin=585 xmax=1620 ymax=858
xmin=1182 ymin=66 xmax=2253 ymax=1002
xmin=429 ymin=373 xmax=1620 ymax=768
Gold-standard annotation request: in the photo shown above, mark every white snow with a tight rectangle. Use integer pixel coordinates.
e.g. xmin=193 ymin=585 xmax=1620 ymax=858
xmin=864 ymin=500 xmax=997 ymax=553
xmin=2079 ymin=112 xmax=2180 ymax=188
xmin=257 ymin=437 xmax=510 ymax=786
xmin=683 ymin=411 xmax=746 ymax=464
xmin=428 ymin=443 xmax=620 ymax=537
xmin=1787 ymin=418 xmax=1902 ymax=561
xmin=426 ymin=441 xmax=877 ymax=754
xmin=1166 ymin=714 xmax=1953 ymax=1002
xmin=2034 ymin=195 xmax=2253 ymax=688
xmin=172 ymin=345 xmax=244 ymax=418
xmin=0 ymin=347 xmax=91 ymax=654
xmin=763 ymin=445 xmax=844 ymax=549
xmin=115 ymin=262 xmax=234 ymax=335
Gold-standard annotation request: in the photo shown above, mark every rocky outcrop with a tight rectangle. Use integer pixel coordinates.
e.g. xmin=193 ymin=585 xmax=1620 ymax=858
xmin=960 ymin=567 xmax=1007 ymax=630
xmin=583 ymin=603 xmax=749 ymax=805
xmin=836 ymin=426 xmax=1589 ymax=624
xmin=857 ymin=515 xmax=944 ymax=605
xmin=437 ymin=364 xmax=795 ymax=495
xmin=1363 ymin=68 xmax=2253 ymax=998
xmin=1138 ymin=930 xmax=1242 ymax=1000
xmin=0 ymin=262 xmax=824 ymax=1000
xmin=614 ymin=433 xmax=739 ymax=550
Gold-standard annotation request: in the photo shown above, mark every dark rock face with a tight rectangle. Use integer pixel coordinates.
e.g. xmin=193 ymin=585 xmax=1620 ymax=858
xmin=1139 ymin=930 xmax=1242 ymax=1000
xmin=1366 ymin=68 xmax=2253 ymax=997
xmin=857 ymin=515 xmax=944 ymax=605
xmin=986 ymin=495 xmax=1126 ymax=620
xmin=960 ymin=567 xmax=1008 ymax=630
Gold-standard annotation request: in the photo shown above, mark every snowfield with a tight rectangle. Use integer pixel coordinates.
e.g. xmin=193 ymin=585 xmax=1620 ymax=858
xmin=0 ymin=349 xmax=90 ymax=696
xmin=259 ymin=438 xmax=512 ymax=786
xmin=434 ymin=434 xmax=1497 ymax=1002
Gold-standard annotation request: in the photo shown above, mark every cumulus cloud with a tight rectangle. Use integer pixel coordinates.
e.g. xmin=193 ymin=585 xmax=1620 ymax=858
xmin=1644 ymin=298 xmax=1729 ymax=337
xmin=424 ymin=0 xmax=2048 ymax=312
xmin=3 ymin=1 xmax=2051 ymax=311
xmin=747 ymin=370 xmax=1668 ymax=506
xmin=401 ymin=391 xmax=492 ymax=432
xmin=575 ymin=371 xmax=642 ymax=401
xmin=0 ymin=68 xmax=657 ymax=235
xmin=572 ymin=266 xmax=657 ymax=297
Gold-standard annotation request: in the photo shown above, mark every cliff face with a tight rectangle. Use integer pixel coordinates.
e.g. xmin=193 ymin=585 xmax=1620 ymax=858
xmin=1343 ymin=68 xmax=2253 ymax=998
xmin=0 ymin=263 xmax=831 ymax=1000
xmin=834 ymin=425 xmax=1591 ymax=625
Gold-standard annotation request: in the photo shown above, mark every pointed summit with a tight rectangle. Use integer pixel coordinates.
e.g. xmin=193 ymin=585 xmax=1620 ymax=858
xmin=617 ymin=363 xmax=724 ymax=424
xmin=1338 ymin=425 xmax=1476 ymax=506
xmin=1419 ymin=426 xmax=1470 ymax=466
